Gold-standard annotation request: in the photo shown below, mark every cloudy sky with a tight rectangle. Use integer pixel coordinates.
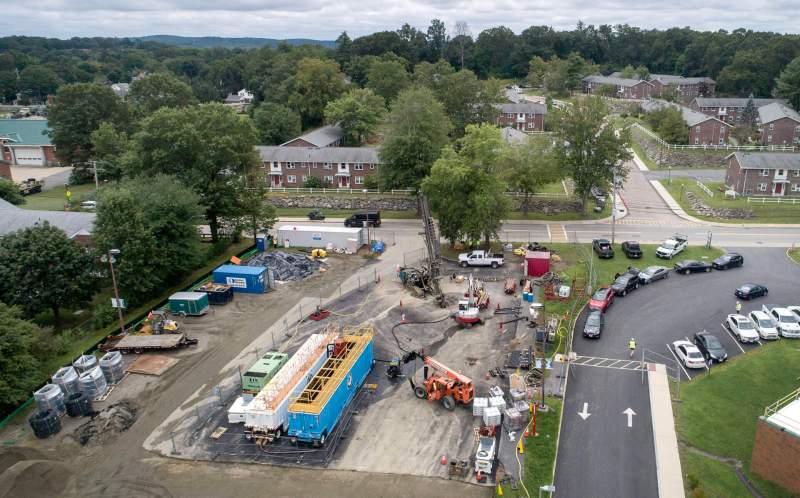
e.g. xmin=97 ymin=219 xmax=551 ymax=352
xmin=2 ymin=1 xmax=798 ymax=39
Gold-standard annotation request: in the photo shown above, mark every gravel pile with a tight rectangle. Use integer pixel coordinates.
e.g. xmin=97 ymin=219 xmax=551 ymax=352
xmin=247 ymin=251 xmax=321 ymax=281
xmin=77 ymin=400 xmax=138 ymax=446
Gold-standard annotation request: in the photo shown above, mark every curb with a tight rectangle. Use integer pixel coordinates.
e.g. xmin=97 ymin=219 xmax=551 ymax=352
xmin=648 ymin=363 xmax=686 ymax=498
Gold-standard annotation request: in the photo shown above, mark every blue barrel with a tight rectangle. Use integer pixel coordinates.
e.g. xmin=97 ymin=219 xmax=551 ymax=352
xmin=372 ymin=241 xmax=385 ymax=254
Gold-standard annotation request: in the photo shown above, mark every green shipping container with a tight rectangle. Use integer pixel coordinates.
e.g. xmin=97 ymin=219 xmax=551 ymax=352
xmin=242 ymin=352 xmax=289 ymax=393
xmin=168 ymin=292 xmax=210 ymax=316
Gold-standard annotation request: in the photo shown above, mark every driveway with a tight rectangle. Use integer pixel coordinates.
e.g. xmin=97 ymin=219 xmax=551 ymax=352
xmin=644 ymin=169 xmax=726 ymax=183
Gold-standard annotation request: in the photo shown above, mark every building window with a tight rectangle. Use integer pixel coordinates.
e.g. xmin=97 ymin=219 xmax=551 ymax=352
xmin=507 ymin=113 xmax=513 ymax=118
xmin=760 ymin=169 xmax=770 ymax=177
xmin=767 ymin=135 xmax=773 ymax=143
xmin=301 ymin=175 xmax=308 ymax=182
xmin=720 ymin=127 xmax=725 ymax=134
xmin=287 ymin=175 xmax=296 ymax=184
xmin=354 ymin=176 xmax=364 ymax=185
xmin=695 ymin=126 xmax=700 ymax=132
xmin=769 ymin=123 xmax=774 ymax=130
xmin=272 ymin=161 xmax=279 ymax=168
xmin=354 ymin=163 xmax=364 ymax=171
xmin=792 ymin=184 xmax=800 ymax=192
xmin=312 ymin=163 xmax=318 ymax=169
xmin=339 ymin=163 xmax=347 ymax=170
xmin=757 ymin=183 xmax=768 ymax=191
xmin=694 ymin=137 xmax=699 ymax=145
xmin=324 ymin=175 xmax=333 ymax=183
xmin=778 ymin=169 xmax=785 ymax=176
xmin=528 ymin=122 xmax=534 ymax=129
xmin=369 ymin=163 xmax=376 ymax=170
xmin=286 ymin=162 xmax=295 ymax=169
xmin=793 ymin=170 xmax=800 ymax=177
xmin=323 ymin=163 xmax=332 ymax=169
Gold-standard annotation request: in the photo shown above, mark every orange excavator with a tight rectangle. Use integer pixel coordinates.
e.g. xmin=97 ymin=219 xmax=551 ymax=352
xmin=388 ymin=351 xmax=474 ymax=410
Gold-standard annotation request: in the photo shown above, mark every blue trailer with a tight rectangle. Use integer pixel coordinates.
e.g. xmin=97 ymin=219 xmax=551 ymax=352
xmin=287 ymin=330 xmax=374 ymax=445
xmin=212 ymin=264 xmax=272 ymax=293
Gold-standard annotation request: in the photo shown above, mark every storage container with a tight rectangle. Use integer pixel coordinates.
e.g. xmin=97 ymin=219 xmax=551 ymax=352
xmin=241 ymin=352 xmax=289 ymax=394
xmin=483 ymin=406 xmax=501 ymax=427
xmin=472 ymin=397 xmax=488 ymax=417
xmin=277 ymin=225 xmax=366 ymax=250
xmin=168 ymin=291 xmax=210 ymax=316
xmin=212 ymin=265 xmax=270 ymax=294
xmin=489 ymin=396 xmax=507 ymax=411
xmin=197 ymin=282 xmax=234 ymax=305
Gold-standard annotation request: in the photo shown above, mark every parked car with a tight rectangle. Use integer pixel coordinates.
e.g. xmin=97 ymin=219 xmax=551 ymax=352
xmin=748 ymin=310 xmax=780 ymax=340
xmin=308 ymin=209 xmax=325 ymax=220
xmin=674 ymin=260 xmax=712 ymax=274
xmin=583 ymin=310 xmax=604 ymax=338
xmin=726 ymin=314 xmax=760 ymax=343
xmin=611 ymin=272 xmax=640 ymax=296
xmin=712 ymin=253 xmax=744 ymax=270
xmin=693 ymin=332 xmax=728 ymax=363
xmin=458 ymin=250 xmax=504 ymax=268
xmin=672 ymin=340 xmax=707 ymax=369
xmin=621 ymin=241 xmax=642 ymax=259
xmin=734 ymin=283 xmax=768 ymax=300
xmin=592 ymin=239 xmax=614 ymax=259
xmin=80 ymin=200 xmax=97 ymax=209
xmin=787 ymin=306 xmax=800 ymax=321
xmin=656 ymin=234 xmax=688 ymax=259
xmin=588 ymin=286 xmax=614 ymax=312
xmin=344 ymin=211 xmax=381 ymax=227
xmin=638 ymin=266 xmax=669 ymax=284
xmin=763 ymin=305 xmax=800 ymax=338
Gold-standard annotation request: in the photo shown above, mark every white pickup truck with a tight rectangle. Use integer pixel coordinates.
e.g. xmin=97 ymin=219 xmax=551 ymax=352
xmin=656 ymin=234 xmax=688 ymax=259
xmin=458 ymin=250 xmax=504 ymax=268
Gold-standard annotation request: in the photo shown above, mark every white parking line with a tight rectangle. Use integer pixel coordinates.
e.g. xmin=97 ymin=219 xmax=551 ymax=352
xmin=667 ymin=343 xmax=692 ymax=379
xmin=546 ymin=224 xmax=552 ymax=242
xmin=720 ymin=323 xmax=746 ymax=354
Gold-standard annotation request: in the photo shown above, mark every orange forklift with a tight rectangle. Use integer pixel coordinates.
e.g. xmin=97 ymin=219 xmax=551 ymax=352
xmin=387 ymin=351 xmax=474 ymax=410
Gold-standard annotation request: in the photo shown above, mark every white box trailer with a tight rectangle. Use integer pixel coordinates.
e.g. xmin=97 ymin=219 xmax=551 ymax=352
xmin=277 ymin=225 xmax=366 ymax=251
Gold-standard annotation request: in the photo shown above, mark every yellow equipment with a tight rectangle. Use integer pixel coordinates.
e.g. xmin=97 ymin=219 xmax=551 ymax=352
xmin=311 ymin=248 xmax=328 ymax=258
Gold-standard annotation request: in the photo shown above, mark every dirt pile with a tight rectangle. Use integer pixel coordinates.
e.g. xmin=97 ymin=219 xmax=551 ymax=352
xmin=77 ymin=400 xmax=138 ymax=446
xmin=0 ymin=447 xmax=73 ymax=498
xmin=247 ymin=251 xmax=321 ymax=281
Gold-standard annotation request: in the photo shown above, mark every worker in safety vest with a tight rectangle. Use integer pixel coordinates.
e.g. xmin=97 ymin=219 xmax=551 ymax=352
xmin=735 ymin=301 xmax=742 ymax=313
xmin=628 ymin=337 xmax=636 ymax=358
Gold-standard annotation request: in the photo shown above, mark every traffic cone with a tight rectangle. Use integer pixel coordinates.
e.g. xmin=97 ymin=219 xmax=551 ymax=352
xmin=524 ymin=428 xmax=530 ymax=438
xmin=476 ymin=470 xmax=482 ymax=482
xmin=441 ymin=454 xmax=447 ymax=465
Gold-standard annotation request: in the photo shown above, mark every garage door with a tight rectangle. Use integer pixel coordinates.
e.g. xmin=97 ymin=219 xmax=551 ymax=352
xmin=12 ymin=146 xmax=45 ymax=166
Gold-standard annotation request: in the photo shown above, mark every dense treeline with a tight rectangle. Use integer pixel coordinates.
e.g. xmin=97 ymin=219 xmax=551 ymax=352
xmin=2 ymin=22 xmax=800 ymax=105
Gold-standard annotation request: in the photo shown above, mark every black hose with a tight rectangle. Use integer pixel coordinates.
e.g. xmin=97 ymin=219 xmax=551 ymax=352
xmin=390 ymin=315 xmax=453 ymax=354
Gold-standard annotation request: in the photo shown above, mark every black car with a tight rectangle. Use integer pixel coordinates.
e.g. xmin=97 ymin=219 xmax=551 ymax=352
xmin=621 ymin=241 xmax=643 ymax=259
xmin=735 ymin=283 xmax=769 ymax=300
xmin=344 ymin=211 xmax=381 ymax=227
xmin=674 ymin=260 xmax=712 ymax=274
xmin=583 ymin=310 xmax=604 ymax=338
xmin=308 ymin=209 xmax=326 ymax=220
xmin=712 ymin=253 xmax=744 ymax=270
xmin=611 ymin=273 xmax=640 ymax=296
xmin=693 ymin=332 xmax=728 ymax=363
xmin=592 ymin=239 xmax=614 ymax=259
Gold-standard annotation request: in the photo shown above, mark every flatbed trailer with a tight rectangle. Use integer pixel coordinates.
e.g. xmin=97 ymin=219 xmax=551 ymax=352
xmin=100 ymin=333 xmax=198 ymax=353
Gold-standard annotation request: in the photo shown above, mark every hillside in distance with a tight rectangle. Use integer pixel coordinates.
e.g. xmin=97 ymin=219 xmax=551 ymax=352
xmin=138 ymin=34 xmax=335 ymax=49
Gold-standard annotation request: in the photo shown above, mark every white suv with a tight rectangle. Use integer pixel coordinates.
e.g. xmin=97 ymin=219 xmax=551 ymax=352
xmin=726 ymin=314 xmax=760 ymax=343
xmin=765 ymin=306 xmax=800 ymax=338
xmin=748 ymin=310 xmax=780 ymax=340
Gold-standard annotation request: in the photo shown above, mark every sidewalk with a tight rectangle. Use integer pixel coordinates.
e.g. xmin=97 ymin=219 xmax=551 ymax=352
xmin=648 ymin=363 xmax=685 ymax=498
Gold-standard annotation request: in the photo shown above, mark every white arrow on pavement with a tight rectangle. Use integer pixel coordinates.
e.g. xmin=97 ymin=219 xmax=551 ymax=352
xmin=578 ymin=402 xmax=591 ymax=420
xmin=623 ymin=407 xmax=636 ymax=428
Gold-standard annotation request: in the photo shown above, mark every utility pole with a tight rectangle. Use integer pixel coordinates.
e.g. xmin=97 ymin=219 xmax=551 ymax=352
xmin=103 ymin=249 xmax=125 ymax=336
xmin=611 ymin=167 xmax=618 ymax=245
xmin=91 ymin=161 xmax=100 ymax=190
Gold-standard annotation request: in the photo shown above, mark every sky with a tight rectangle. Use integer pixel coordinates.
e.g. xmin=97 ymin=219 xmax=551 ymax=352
xmin=1 ymin=0 xmax=798 ymax=39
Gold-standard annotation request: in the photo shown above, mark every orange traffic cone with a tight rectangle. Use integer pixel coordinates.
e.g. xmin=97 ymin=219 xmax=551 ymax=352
xmin=441 ymin=454 xmax=447 ymax=465
xmin=524 ymin=428 xmax=530 ymax=438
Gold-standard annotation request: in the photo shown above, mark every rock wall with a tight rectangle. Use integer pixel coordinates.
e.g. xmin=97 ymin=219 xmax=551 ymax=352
xmin=632 ymin=128 xmax=728 ymax=168
xmin=685 ymin=191 xmax=753 ymax=219
xmin=267 ymin=195 xmax=585 ymax=215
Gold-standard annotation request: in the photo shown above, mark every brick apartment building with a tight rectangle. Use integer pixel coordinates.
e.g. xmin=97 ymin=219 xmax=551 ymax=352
xmin=610 ymin=73 xmax=715 ymax=101
xmin=494 ymin=102 xmax=546 ymax=132
xmin=757 ymin=102 xmax=800 ymax=146
xmin=582 ymin=75 xmax=654 ymax=99
xmin=690 ymin=97 xmax=785 ymax=125
xmin=258 ymin=146 xmax=380 ymax=188
xmin=280 ymin=124 xmax=343 ymax=148
xmin=750 ymin=396 xmax=800 ymax=495
xmin=725 ymin=152 xmax=800 ymax=196
xmin=0 ymin=119 xmax=58 ymax=166
xmin=642 ymin=100 xmax=731 ymax=145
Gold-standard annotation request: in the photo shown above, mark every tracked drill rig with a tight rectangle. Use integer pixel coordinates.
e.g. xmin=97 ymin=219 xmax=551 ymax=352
xmin=418 ymin=192 xmax=445 ymax=307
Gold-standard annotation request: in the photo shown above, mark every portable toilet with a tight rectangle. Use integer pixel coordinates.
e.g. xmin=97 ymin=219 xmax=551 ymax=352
xmin=526 ymin=251 xmax=551 ymax=277
xmin=168 ymin=292 xmax=210 ymax=316
xmin=256 ymin=236 xmax=267 ymax=252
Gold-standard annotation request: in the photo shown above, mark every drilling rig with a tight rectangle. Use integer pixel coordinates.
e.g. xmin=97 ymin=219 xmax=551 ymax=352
xmin=418 ymin=192 xmax=444 ymax=307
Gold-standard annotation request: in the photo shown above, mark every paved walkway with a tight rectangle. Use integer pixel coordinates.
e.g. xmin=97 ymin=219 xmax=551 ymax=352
xmin=648 ymin=363 xmax=685 ymax=498
xmin=619 ymin=160 xmax=690 ymax=226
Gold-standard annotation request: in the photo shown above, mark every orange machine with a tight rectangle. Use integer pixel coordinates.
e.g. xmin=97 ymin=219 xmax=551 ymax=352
xmin=409 ymin=354 xmax=474 ymax=410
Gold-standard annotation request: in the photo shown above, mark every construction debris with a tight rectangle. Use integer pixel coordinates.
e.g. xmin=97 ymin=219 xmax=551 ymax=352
xmin=247 ymin=251 xmax=321 ymax=281
xmin=76 ymin=400 xmax=138 ymax=446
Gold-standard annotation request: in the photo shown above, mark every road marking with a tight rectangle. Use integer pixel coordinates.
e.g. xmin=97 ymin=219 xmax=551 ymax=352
xmin=547 ymin=224 xmax=568 ymax=242
xmin=666 ymin=343 xmax=692 ymax=379
xmin=570 ymin=356 xmax=646 ymax=371
xmin=578 ymin=402 xmax=591 ymax=420
xmin=546 ymin=224 xmax=552 ymax=242
xmin=623 ymin=407 xmax=636 ymax=428
xmin=720 ymin=323 xmax=746 ymax=354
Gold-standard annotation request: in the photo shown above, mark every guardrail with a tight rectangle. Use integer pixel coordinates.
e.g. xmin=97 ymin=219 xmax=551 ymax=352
xmin=629 ymin=123 xmax=799 ymax=152
xmin=695 ymin=179 xmax=714 ymax=197
xmin=746 ymin=196 xmax=800 ymax=205
xmin=764 ymin=387 xmax=800 ymax=418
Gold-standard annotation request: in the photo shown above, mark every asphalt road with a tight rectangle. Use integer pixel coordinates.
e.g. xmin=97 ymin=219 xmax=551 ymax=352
xmin=554 ymin=366 xmax=658 ymax=498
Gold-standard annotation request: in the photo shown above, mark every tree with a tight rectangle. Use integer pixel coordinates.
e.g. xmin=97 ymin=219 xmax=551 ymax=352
xmin=251 ymin=102 xmax=301 ymax=145
xmin=435 ymin=70 xmax=501 ymax=136
xmin=473 ymin=26 xmax=517 ymax=78
xmin=366 ymin=56 xmax=410 ymax=103
xmin=90 ymin=122 xmax=129 ymax=182
xmin=0 ymin=71 xmax=18 ymax=103
xmin=232 ymin=177 xmax=278 ymax=244
xmin=0 ymin=222 xmax=95 ymax=324
xmin=543 ymin=57 xmax=570 ymax=96
xmin=527 ymin=56 xmax=547 ymax=87
xmin=379 ymin=87 xmax=451 ymax=190
xmin=413 ymin=59 xmax=455 ymax=93
xmin=47 ymin=83 xmax=129 ymax=164
xmin=661 ymin=84 xmax=679 ymax=102
xmin=421 ymin=124 xmax=510 ymax=246
xmin=93 ymin=175 xmax=202 ymax=305
xmin=127 ymin=104 xmax=259 ymax=241
xmin=0 ymin=178 xmax=24 ymax=205
xmin=774 ymin=56 xmax=800 ymax=110
xmin=635 ymin=65 xmax=650 ymax=80
xmin=303 ymin=176 xmax=331 ymax=188
xmin=324 ymin=88 xmax=385 ymax=145
xmin=288 ymin=58 xmax=347 ymax=127
xmin=454 ymin=22 xmax=471 ymax=70
xmin=502 ymin=137 xmax=564 ymax=214
xmin=426 ymin=19 xmax=448 ymax=61
xmin=620 ymin=65 xmax=636 ymax=78
xmin=0 ymin=304 xmax=42 ymax=408
xmin=128 ymin=72 xmax=197 ymax=117
xmin=553 ymin=97 xmax=630 ymax=210
xmin=334 ymin=32 xmax=353 ymax=68
xmin=17 ymin=65 xmax=61 ymax=101
xmin=598 ymin=84 xmax=616 ymax=97
xmin=741 ymin=95 xmax=759 ymax=127
xmin=645 ymin=106 xmax=689 ymax=143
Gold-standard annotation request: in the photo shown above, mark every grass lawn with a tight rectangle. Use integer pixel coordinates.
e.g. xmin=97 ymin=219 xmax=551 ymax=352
xmin=679 ymin=450 xmax=751 ymax=498
xmin=630 ymin=140 xmax=657 ymax=170
xmin=675 ymin=340 xmax=799 ymax=498
xmin=505 ymin=200 xmax=610 ymax=222
xmin=661 ymin=178 xmax=800 ymax=224
xmin=505 ymin=397 xmax=562 ymax=497
xmin=20 ymin=183 xmax=96 ymax=211
xmin=788 ymin=248 xmax=800 ymax=265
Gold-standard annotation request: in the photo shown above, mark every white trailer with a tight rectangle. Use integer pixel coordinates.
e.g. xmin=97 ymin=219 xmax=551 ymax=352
xmin=277 ymin=225 xmax=366 ymax=251
xmin=241 ymin=330 xmax=337 ymax=441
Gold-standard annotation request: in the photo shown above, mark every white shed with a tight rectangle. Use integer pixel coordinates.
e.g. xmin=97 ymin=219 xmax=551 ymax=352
xmin=277 ymin=225 xmax=366 ymax=250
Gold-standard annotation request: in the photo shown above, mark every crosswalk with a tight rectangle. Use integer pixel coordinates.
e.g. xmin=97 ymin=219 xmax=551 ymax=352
xmin=615 ymin=218 xmax=697 ymax=226
xmin=548 ymin=223 xmax=569 ymax=242
xmin=570 ymin=355 xmax=647 ymax=371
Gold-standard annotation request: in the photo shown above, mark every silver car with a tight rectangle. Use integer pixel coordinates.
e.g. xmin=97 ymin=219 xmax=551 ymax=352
xmin=638 ymin=266 xmax=669 ymax=284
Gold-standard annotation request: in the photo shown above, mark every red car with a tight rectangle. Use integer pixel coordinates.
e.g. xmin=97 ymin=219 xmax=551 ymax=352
xmin=588 ymin=285 xmax=614 ymax=312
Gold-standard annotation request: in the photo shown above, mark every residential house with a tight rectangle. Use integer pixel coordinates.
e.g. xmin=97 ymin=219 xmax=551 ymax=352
xmin=757 ymin=103 xmax=800 ymax=147
xmin=280 ymin=124 xmax=344 ymax=148
xmin=725 ymin=152 xmax=800 ymax=197
xmin=258 ymin=146 xmax=380 ymax=188
xmin=223 ymin=89 xmax=254 ymax=113
xmin=0 ymin=197 xmax=95 ymax=242
xmin=0 ymin=119 xmax=58 ymax=166
xmin=494 ymin=103 xmax=546 ymax=132
xmin=582 ymin=75 xmax=654 ymax=99
xmin=609 ymin=73 xmax=715 ymax=100
xmin=110 ymin=83 xmax=130 ymax=100
xmin=641 ymin=100 xmax=732 ymax=145
xmin=690 ymin=97 xmax=786 ymax=125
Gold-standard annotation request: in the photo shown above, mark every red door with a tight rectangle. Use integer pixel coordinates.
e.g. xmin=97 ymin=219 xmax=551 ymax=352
xmin=775 ymin=183 xmax=783 ymax=195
